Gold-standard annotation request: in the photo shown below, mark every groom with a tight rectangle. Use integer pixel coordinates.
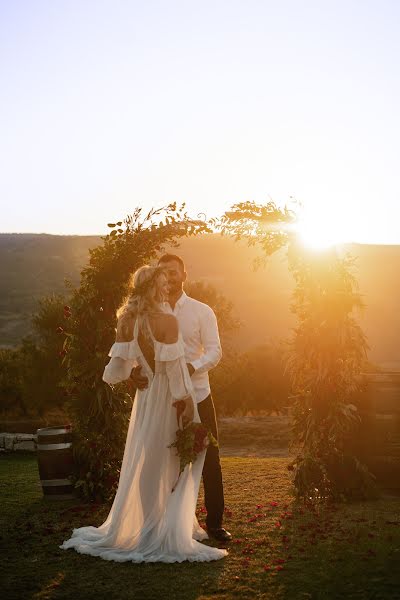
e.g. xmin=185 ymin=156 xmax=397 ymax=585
xmin=130 ymin=253 xmax=232 ymax=543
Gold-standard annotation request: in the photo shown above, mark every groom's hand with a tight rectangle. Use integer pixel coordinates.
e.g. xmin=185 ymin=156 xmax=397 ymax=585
xmin=129 ymin=365 xmax=148 ymax=390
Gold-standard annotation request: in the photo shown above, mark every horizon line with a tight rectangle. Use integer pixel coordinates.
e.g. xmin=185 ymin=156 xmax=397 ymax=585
xmin=0 ymin=231 xmax=399 ymax=247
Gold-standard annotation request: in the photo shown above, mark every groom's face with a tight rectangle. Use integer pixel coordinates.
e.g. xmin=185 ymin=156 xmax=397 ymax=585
xmin=162 ymin=260 xmax=186 ymax=296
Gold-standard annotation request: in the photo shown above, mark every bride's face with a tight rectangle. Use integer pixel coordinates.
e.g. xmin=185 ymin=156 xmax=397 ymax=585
xmin=156 ymin=273 xmax=169 ymax=303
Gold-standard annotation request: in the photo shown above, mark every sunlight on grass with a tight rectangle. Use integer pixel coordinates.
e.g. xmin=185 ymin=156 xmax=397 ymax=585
xmin=32 ymin=571 xmax=65 ymax=600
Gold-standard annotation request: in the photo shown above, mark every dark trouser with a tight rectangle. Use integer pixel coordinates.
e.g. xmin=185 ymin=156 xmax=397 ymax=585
xmin=197 ymin=394 xmax=224 ymax=529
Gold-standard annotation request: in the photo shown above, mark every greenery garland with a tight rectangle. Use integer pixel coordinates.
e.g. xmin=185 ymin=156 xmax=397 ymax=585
xmin=59 ymin=205 xmax=209 ymax=501
xmin=219 ymin=201 xmax=376 ymax=501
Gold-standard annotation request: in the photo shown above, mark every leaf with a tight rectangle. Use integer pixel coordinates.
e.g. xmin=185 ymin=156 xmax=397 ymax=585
xmin=107 ymin=223 xmax=116 ymax=228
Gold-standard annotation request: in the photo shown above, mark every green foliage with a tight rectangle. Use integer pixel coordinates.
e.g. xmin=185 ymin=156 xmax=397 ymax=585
xmin=168 ymin=420 xmax=218 ymax=478
xmin=60 ymin=205 xmax=210 ymax=501
xmin=211 ymin=344 xmax=291 ymax=416
xmin=0 ymin=295 xmax=68 ymax=416
xmin=217 ymin=200 xmax=296 ymax=268
xmin=286 ymin=243 xmax=376 ymax=500
xmin=0 ymin=347 xmax=24 ymax=413
xmin=184 ymin=279 xmax=289 ymax=416
xmin=220 ymin=201 xmax=376 ymax=500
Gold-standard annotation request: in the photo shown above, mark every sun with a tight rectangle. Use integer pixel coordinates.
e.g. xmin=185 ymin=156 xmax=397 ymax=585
xmin=295 ymin=211 xmax=350 ymax=249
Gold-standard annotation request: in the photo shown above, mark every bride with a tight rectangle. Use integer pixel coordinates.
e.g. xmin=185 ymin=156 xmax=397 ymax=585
xmin=60 ymin=265 xmax=228 ymax=563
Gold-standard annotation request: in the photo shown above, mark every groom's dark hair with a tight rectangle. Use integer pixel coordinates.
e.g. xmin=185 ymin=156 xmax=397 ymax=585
xmin=158 ymin=254 xmax=185 ymax=272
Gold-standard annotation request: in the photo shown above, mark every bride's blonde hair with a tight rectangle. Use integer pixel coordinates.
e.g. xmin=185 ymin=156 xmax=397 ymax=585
xmin=117 ymin=265 xmax=166 ymax=320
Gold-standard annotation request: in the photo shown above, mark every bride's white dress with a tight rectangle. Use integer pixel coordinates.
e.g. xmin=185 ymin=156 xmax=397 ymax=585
xmin=60 ymin=319 xmax=228 ymax=563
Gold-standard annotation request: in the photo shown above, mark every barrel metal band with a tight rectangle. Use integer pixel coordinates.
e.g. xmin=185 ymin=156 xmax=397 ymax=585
xmin=41 ymin=478 xmax=72 ymax=487
xmin=37 ymin=427 xmax=71 ymax=436
xmin=37 ymin=442 xmax=72 ymax=450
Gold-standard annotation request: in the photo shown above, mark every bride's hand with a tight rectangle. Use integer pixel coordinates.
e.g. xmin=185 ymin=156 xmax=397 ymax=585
xmin=181 ymin=396 xmax=194 ymax=428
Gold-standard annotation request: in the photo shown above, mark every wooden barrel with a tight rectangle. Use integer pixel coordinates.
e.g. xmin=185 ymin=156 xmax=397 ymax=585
xmin=36 ymin=426 xmax=74 ymax=499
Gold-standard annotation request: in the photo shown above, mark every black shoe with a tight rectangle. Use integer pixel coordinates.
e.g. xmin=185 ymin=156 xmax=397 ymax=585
xmin=207 ymin=527 xmax=232 ymax=542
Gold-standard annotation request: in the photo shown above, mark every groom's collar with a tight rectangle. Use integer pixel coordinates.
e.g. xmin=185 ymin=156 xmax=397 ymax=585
xmin=165 ymin=291 xmax=188 ymax=314
xmin=175 ymin=291 xmax=188 ymax=308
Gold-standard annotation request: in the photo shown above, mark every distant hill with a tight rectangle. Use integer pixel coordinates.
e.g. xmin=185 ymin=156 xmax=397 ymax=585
xmin=0 ymin=233 xmax=399 ymax=367
xmin=0 ymin=233 xmax=101 ymax=344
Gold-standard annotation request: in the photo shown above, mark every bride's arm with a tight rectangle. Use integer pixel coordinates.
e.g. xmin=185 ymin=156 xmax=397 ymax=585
xmin=102 ymin=315 xmax=138 ymax=385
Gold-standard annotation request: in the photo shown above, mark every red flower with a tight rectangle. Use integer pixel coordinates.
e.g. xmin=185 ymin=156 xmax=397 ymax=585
xmin=193 ymin=440 xmax=203 ymax=453
xmin=194 ymin=425 xmax=208 ymax=442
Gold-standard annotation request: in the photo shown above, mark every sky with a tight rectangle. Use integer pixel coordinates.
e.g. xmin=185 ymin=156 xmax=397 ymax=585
xmin=1 ymin=0 xmax=399 ymax=243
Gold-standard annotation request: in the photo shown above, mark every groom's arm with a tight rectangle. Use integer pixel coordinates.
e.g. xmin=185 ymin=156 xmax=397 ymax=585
xmin=189 ymin=306 xmax=222 ymax=375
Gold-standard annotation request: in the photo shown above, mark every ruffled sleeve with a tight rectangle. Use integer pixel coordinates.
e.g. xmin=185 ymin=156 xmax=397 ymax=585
xmin=155 ymin=337 xmax=195 ymax=402
xmin=102 ymin=340 xmax=139 ymax=385
xmin=108 ymin=341 xmax=139 ymax=360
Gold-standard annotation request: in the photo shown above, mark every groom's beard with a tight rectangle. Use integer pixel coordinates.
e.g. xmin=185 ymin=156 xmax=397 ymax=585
xmin=167 ymin=284 xmax=183 ymax=297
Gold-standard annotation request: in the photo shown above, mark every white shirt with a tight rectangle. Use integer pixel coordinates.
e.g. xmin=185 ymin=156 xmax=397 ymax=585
xmin=166 ymin=292 xmax=222 ymax=403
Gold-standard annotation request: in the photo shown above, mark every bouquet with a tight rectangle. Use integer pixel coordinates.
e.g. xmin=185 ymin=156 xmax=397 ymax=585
xmin=168 ymin=400 xmax=218 ymax=490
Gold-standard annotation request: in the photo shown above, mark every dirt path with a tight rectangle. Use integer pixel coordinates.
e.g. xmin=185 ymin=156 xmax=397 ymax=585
xmin=218 ymin=415 xmax=291 ymax=458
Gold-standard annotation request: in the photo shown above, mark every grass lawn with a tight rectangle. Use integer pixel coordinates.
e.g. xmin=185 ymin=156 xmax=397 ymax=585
xmin=1 ymin=453 xmax=399 ymax=600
